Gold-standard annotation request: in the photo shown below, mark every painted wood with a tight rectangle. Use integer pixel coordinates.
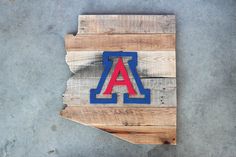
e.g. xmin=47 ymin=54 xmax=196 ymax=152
xmin=78 ymin=15 xmax=176 ymax=34
xmin=63 ymin=75 xmax=176 ymax=107
xmin=65 ymin=34 xmax=175 ymax=51
xmin=66 ymin=51 xmax=176 ymax=77
xmin=62 ymin=15 xmax=177 ymax=144
xmin=61 ymin=106 xmax=176 ymax=126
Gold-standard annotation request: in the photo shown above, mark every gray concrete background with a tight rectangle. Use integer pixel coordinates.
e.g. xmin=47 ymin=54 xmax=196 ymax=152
xmin=0 ymin=0 xmax=236 ymax=157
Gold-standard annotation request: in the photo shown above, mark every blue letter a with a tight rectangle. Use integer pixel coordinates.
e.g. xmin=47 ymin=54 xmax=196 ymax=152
xmin=90 ymin=51 xmax=150 ymax=104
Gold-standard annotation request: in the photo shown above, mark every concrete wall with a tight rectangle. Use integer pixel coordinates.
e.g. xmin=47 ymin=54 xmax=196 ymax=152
xmin=0 ymin=0 xmax=236 ymax=156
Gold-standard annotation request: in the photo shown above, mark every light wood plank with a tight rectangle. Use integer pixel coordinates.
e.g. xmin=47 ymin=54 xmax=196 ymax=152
xmin=60 ymin=106 xmax=176 ymax=126
xmin=66 ymin=51 xmax=176 ymax=77
xmin=65 ymin=34 xmax=175 ymax=51
xmin=63 ymin=75 xmax=176 ymax=107
xmin=78 ymin=15 xmax=176 ymax=34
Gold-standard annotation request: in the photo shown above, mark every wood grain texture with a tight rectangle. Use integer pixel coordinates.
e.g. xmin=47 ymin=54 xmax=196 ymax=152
xmin=63 ymin=75 xmax=176 ymax=106
xmin=62 ymin=15 xmax=177 ymax=144
xmin=96 ymin=125 xmax=176 ymax=133
xmin=66 ymin=51 xmax=176 ymax=77
xmin=65 ymin=34 xmax=176 ymax=51
xmin=96 ymin=126 xmax=176 ymax=144
xmin=113 ymin=133 xmax=176 ymax=144
xmin=78 ymin=15 xmax=176 ymax=34
xmin=61 ymin=106 xmax=176 ymax=126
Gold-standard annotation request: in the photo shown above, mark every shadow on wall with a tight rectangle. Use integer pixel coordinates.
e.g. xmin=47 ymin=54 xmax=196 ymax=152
xmin=148 ymin=145 xmax=176 ymax=157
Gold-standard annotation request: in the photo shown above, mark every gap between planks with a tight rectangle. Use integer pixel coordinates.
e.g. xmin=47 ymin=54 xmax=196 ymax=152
xmin=62 ymin=14 xmax=177 ymax=144
xmin=61 ymin=107 xmax=176 ymax=144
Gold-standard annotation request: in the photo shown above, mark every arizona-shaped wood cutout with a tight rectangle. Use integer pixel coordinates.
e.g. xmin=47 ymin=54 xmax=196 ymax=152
xmin=61 ymin=15 xmax=176 ymax=144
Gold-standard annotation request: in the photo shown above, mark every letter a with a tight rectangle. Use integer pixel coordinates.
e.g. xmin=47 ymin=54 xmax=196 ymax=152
xmin=103 ymin=57 xmax=136 ymax=95
xmin=90 ymin=51 xmax=150 ymax=104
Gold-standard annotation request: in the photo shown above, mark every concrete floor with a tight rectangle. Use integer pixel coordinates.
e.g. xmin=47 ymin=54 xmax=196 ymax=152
xmin=0 ymin=0 xmax=236 ymax=157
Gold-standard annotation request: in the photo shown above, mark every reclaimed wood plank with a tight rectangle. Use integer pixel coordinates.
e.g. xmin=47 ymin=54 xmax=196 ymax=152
xmin=66 ymin=51 xmax=176 ymax=77
xmin=63 ymin=75 xmax=176 ymax=107
xmin=113 ymin=133 xmax=176 ymax=144
xmin=96 ymin=125 xmax=176 ymax=133
xmin=65 ymin=34 xmax=175 ymax=51
xmin=60 ymin=106 xmax=176 ymax=126
xmin=96 ymin=126 xmax=176 ymax=144
xmin=62 ymin=14 xmax=177 ymax=145
xmin=78 ymin=15 xmax=176 ymax=34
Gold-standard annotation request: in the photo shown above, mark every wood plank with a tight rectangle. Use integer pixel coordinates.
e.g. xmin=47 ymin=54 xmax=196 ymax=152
xmin=65 ymin=34 xmax=175 ymax=51
xmin=113 ymin=133 xmax=176 ymax=144
xmin=78 ymin=15 xmax=176 ymax=34
xmin=65 ymin=51 xmax=176 ymax=77
xmin=96 ymin=125 xmax=175 ymax=133
xmin=62 ymin=14 xmax=177 ymax=145
xmin=96 ymin=126 xmax=176 ymax=144
xmin=63 ymin=76 xmax=176 ymax=107
xmin=60 ymin=106 xmax=176 ymax=126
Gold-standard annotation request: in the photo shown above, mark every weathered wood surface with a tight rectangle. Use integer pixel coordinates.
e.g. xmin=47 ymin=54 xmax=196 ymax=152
xmin=61 ymin=106 xmax=176 ymax=126
xmin=62 ymin=15 xmax=177 ymax=144
xmin=66 ymin=51 xmax=176 ymax=77
xmin=63 ymin=75 xmax=176 ymax=106
xmin=96 ymin=125 xmax=176 ymax=133
xmin=113 ymin=132 xmax=176 ymax=144
xmin=65 ymin=34 xmax=175 ymax=51
xmin=95 ymin=126 xmax=176 ymax=144
xmin=78 ymin=15 xmax=176 ymax=34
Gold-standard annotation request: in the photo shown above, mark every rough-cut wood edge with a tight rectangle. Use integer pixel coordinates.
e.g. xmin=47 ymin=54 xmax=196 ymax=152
xmin=60 ymin=106 xmax=176 ymax=144
xmin=60 ymin=106 xmax=176 ymax=126
xmin=78 ymin=15 xmax=176 ymax=34
xmin=62 ymin=15 xmax=177 ymax=145
xmin=65 ymin=34 xmax=175 ymax=51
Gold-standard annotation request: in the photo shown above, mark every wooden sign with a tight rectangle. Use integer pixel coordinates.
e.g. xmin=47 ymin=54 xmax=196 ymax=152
xmin=61 ymin=15 xmax=176 ymax=144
